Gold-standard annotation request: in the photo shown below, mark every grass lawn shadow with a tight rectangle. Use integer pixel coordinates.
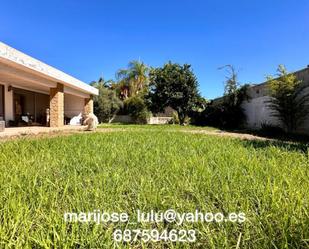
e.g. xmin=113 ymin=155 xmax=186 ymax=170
xmin=240 ymin=138 xmax=309 ymax=154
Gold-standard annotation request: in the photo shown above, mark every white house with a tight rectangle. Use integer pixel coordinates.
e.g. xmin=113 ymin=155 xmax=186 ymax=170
xmin=0 ymin=42 xmax=98 ymax=128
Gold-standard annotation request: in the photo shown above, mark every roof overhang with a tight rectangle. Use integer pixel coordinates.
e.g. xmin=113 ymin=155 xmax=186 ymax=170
xmin=0 ymin=41 xmax=98 ymax=96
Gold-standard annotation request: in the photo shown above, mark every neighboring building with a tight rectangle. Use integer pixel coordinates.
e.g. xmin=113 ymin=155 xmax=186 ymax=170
xmin=112 ymin=107 xmax=174 ymax=124
xmin=0 ymin=42 xmax=98 ymax=128
xmin=154 ymin=106 xmax=174 ymax=117
xmin=241 ymin=66 xmax=309 ymax=134
xmin=210 ymin=66 xmax=309 ymax=134
xmin=148 ymin=107 xmax=174 ymax=124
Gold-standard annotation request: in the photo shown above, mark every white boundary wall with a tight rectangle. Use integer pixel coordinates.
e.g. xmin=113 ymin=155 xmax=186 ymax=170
xmin=241 ymin=67 xmax=309 ymax=134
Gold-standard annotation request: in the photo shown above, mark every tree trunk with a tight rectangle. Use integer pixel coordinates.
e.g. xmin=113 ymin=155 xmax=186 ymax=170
xmin=108 ymin=114 xmax=116 ymax=123
xmin=178 ymin=111 xmax=186 ymax=125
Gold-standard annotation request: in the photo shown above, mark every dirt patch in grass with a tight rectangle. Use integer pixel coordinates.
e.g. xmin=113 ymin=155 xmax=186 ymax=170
xmin=98 ymin=125 xmax=273 ymax=141
xmin=0 ymin=125 xmax=273 ymax=143
xmin=179 ymin=129 xmax=273 ymax=141
xmin=0 ymin=128 xmax=125 ymax=142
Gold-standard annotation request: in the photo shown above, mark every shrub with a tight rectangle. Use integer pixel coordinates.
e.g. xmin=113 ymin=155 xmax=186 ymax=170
xmin=266 ymin=65 xmax=309 ymax=133
xmin=193 ymin=85 xmax=249 ymax=129
xmin=124 ymin=96 xmax=151 ymax=124
xmin=91 ymin=79 xmax=123 ymax=123
xmin=169 ymin=112 xmax=180 ymax=124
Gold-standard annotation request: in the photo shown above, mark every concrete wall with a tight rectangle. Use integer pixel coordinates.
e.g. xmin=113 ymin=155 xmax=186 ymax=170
xmin=112 ymin=115 xmax=133 ymax=124
xmin=148 ymin=117 xmax=172 ymax=124
xmin=112 ymin=115 xmax=172 ymax=125
xmin=296 ymin=85 xmax=309 ymax=134
xmin=241 ymin=96 xmax=282 ymax=129
xmin=241 ymin=67 xmax=309 ymax=134
xmin=64 ymin=93 xmax=85 ymax=118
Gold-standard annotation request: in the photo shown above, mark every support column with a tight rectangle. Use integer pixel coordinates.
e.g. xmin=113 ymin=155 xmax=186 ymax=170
xmin=84 ymin=95 xmax=93 ymax=115
xmin=49 ymin=83 xmax=64 ymax=127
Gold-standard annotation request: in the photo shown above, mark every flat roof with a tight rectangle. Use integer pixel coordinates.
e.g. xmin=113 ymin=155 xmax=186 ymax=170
xmin=0 ymin=41 xmax=98 ymax=95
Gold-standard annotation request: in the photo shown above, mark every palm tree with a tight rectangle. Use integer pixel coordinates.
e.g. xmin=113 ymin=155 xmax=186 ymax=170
xmin=116 ymin=60 xmax=149 ymax=99
xmin=90 ymin=77 xmax=114 ymax=89
xmin=112 ymin=79 xmax=130 ymax=99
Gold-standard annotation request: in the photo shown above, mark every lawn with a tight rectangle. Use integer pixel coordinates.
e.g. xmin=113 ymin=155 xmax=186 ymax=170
xmin=0 ymin=126 xmax=308 ymax=248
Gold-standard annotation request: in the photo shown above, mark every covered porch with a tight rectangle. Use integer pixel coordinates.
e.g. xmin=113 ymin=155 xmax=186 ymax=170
xmin=0 ymin=42 xmax=98 ymax=129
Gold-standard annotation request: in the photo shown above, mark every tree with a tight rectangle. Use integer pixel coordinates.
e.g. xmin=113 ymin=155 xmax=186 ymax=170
xmin=219 ymin=65 xmax=239 ymax=97
xmin=194 ymin=65 xmax=248 ymax=129
xmin=266 ymin=65 xmax=309 ymax=133
xmin=90 ymin=78 xmax=123 ymax=123
xmin=124 ymin=96 xmax=150 ymax=124
xmin=219 ymin=65 xmax=249 ymax=128
xmin=147 ymin=62 xmax=201 ymax=125
xmin=116 ymin=60 xmax=150 ymax=99
xmin=90 ymin=77 xmax=113 ymax=88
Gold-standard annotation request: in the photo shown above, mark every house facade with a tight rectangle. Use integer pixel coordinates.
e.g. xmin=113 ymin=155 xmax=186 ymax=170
xmin=0 ymin=42 xmax=98 ymax=128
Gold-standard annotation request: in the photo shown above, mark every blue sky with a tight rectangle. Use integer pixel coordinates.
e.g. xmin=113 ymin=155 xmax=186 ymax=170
xmin=1 ymin=0 xmax=308 ymax=99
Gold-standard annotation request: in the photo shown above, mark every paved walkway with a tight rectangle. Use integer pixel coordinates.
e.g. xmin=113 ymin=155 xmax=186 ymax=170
xmin=0 ymin=125 xmax=87 ymax=139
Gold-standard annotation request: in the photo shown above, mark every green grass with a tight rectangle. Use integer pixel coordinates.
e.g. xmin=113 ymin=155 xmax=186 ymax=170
xmin=0 ymin=126 xmax=308 ymax=248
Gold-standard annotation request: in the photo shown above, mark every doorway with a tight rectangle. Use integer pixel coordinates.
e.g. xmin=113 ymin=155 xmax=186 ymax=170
xmin=13 ymin=88 xmax=49 ymax=126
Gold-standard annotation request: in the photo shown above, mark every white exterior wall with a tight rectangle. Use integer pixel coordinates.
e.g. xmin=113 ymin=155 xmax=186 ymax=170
xmin=241 ymin=67 xmax=309 ymax=134
xmin=0 ymin=82 xmax=14 ymax=123
xmin=148 ymin=117 xmax=172 ymax=124
xmin=64 ymin=93 xmax=85 ymax=118
xmin=242 ymin=96 xmax=281 ymax=129
xmin=242 ymin=95 xmax=309 ymax=134
xmin=297 ymin=85 xmax=309 ymax=134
